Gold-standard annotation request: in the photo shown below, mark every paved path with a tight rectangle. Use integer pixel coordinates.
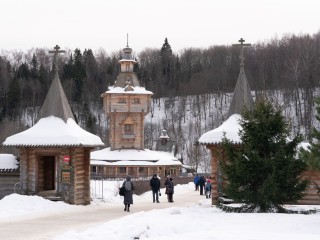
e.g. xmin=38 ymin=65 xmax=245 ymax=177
xmin=0 ymin=188 xmax=205 ymax=240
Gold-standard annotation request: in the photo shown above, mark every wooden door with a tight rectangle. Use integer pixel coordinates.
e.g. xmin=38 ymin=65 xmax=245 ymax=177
xmin=38 ymin=156 xmax=55 ymax=191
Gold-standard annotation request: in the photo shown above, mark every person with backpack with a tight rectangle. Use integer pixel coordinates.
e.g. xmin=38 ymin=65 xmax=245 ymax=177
xmin=122 ymin=175 xmax=134 ymax=212
xmin=150 ymin=174 xmax=161 ymax=203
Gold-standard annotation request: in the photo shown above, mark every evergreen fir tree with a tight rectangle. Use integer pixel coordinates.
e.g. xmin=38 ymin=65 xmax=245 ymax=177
xmin=72 ymin=49 xmax=86 ymax=103
xmin=299 ymin=97 xmax=320 ymax=170
xmin=160 ymin=38 xmax=174 ymax=89
xmin=30 ymin=54 xmax=38 ymax=79
xmin=161 ymin=38 xmax=172 ymax=56
xmin=7 ymin=77 xmax=21 ymax=119
xmin=220 ymin=100 xmax=308 ymax=213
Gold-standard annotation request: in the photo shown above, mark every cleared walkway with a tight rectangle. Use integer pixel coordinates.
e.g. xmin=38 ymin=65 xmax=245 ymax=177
xmin=0 ymin=187 xmax=206 ymax=240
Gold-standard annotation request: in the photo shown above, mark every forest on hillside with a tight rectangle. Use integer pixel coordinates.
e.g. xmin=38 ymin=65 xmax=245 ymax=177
xmin=1 ymin=32 xmax=320 ymax=171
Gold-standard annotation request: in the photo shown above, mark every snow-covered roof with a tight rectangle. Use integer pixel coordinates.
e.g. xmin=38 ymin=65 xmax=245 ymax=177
xmin=91 ymin=148 xmax=181 ymax=166
xmin=198 ymin=114 xmax=242 ymax=145
xmin=103 ymin=86 xmax=153 ymax=95
xmin=298 ymin=142 xmax=310 ymax=151
xmin=0 ymin=154 xmax=19 ymax=169
xmin=118 ymin=59 xmax=137 ymax=63
xmin=3 ymin=116 xmax=104 ymax=148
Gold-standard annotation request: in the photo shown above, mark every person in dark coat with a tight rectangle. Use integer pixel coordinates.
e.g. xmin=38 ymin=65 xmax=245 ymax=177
xmin=150 ymin=174 xmax=161 ymax=203
xmin=166 ymin=177 xmax=174 ymax=202
xmin=198 ymin=175 xmax=205 ymax=195
xmin=164 ymin=175 xmax=171 ymax=202
xmin=122 ymin=175 xmax=134 ymax=212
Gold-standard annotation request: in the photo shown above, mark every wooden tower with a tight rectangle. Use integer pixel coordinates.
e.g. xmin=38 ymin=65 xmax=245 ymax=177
xmin=101 ymin=43 xmax=152 ymax=150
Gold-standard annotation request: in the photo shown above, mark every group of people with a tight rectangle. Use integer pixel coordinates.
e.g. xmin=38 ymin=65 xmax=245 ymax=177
xmin=120 ymin=174 xmax=175 ymax=212
xmin=149 ymin=174 xmax=175 ymax=203
xmin=121 ymin=174 xmax=212 ymax=212
xmin=193 ymin=174 xmax=212 ymax=199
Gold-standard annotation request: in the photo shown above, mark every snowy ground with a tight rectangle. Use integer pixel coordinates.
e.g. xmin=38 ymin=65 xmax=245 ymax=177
xmin=0 ymin=181 xmax=320 ymax=240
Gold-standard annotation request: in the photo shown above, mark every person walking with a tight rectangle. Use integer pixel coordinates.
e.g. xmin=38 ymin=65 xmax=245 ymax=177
xmin=166 ymin=177 xmax=174 ymax=202
xmin=122 ymin=175 xmax=134 ymax=212
xmin=150 ymin=174 xmax=161 ymax=203
xmin=193 ymin=174 xmax=200 ymax=191
xmin=164 ymin=175 xmax=171 ymax=202
xmin=199 ymin=175 xmax=205 ymax=195
xmin=205 ymin=177 xmax=212 ymax=199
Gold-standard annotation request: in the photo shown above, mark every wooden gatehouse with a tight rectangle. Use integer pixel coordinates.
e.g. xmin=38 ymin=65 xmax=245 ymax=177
xmin=2 ymin=45 xmax=104 ymax=205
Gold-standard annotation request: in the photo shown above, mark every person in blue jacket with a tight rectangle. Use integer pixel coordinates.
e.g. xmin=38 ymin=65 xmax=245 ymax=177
xmin=193 ymin=174 xmax=200 ymax=191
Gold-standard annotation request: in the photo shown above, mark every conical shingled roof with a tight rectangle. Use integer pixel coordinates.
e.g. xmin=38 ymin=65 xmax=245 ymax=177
xmin=2 ymin=45 xmax=104 ymax=148
xmin=227 ymin=61 xmax=254 ymax=117
xmin=38 ymin=70 xmax=74 ymax=122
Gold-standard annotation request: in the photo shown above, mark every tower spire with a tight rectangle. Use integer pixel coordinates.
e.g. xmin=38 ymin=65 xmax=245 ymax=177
xmin=126 ymin=33 xmax=129 ymax=47
xmin=39 ymin=44 xmax=74 ymax=122
xmin=233 ymin=38 xmax=251 ymax=68
xmin=228 ymin=38 xmax=254 ymax=117
xmin=49 ymin=44 xmax=65 ymax=73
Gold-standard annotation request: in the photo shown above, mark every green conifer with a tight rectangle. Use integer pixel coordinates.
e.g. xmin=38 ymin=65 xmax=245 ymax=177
xmin=299 ymin=97 xmax=320 ymax=170
xmin=220 ymin=100 xmax=308 ymax=212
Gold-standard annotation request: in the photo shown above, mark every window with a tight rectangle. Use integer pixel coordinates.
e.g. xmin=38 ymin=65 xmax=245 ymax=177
xmin=118 ymin=98 xmax=126 ymax=103
xmin=132 ymin=98 xmax=140 ymax=104
xmin=119 ymin=167 xmax=126 ymax=173
xmin=124 ymin=124 xmax=134 ymax=135
xmin=161 ymin=138 xmax=167 ymax=146
xmin=139 ymin=167 xmax=145 ymax=173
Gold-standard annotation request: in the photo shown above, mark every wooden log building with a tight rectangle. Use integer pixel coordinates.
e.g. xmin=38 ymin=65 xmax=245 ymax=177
xmin=2 ymin=45 xmax=104 ymax=205
xmin=199 ymin=38 xmax=320 ymax=205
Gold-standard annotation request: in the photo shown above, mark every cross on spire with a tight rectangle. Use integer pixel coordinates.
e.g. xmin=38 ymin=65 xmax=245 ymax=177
xmin=233 ymin=38 xmax=251 ymax=67
xmin=49 ymin=44 xmax=65 ymax=72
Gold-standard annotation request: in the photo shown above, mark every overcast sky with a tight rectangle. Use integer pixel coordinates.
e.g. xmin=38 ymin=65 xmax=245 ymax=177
xmin=2 ymin=0 xmax=320 ymax=54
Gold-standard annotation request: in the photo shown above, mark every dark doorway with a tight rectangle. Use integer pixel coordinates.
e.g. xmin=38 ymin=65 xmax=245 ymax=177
xmin=38 ymin=156 xmax=56 ymax=191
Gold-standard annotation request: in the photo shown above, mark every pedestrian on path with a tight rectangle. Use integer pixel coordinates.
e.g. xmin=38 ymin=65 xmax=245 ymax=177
xmin=193 ymin=174 xmax=200 ymax=191
xmin=166 ymin=177 xmax=174 ymax=202
xmin=164 ymin=175 xmax=170 ymax=202
xmin=205 ymin=177 xmax=212 ymax=199
xmin=150 ymin=174 xmax=161 ymax=203
xmin=199 ymin=175 xmax=205 ymax=195
xmin=122 ymin=175 xmax=134 ymax=212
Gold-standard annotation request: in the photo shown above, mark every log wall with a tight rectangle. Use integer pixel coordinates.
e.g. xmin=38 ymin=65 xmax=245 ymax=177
xmin=299 ymin=171 xmax=320 ymax=205
xmin=18 ymin=147 xmax=92 ymax=205
xmin=207 ymin=144 xmax=320 ymax=205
